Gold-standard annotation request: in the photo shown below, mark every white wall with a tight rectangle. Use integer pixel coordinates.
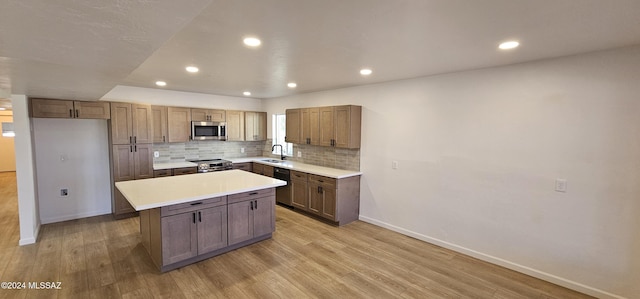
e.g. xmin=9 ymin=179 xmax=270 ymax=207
xmin=33 ymin=119 xmax=112 ymax=224
xmin=262 ymin=45 xmax=640 ymax=299
xmin=102 ymin=85 xmax=263 ymax=111
xmin=12 ymin=94 xmax=40 ymax=245
xmin=0 ymin=112 xmax=16 ymax=172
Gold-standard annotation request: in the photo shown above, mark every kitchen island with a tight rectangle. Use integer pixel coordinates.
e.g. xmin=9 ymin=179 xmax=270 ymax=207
xmin=115 ymin=170 xmax=286 ymax=272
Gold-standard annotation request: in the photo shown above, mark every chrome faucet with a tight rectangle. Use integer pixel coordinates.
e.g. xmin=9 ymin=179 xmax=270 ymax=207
xmin=271 ymin=144 xmax=286 ymax=160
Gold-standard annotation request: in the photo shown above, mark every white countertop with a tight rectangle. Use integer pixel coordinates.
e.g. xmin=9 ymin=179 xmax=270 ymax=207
xmin=227 ymin=157 xmax=363 ymax=179
xmin=153 ymin=161 xmax=198 ymax=170
xmin=115 ymin=170 xmax=286 ymax=211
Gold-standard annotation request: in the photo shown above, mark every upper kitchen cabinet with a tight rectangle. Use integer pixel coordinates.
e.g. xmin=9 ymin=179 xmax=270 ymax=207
xmin=286 ymin=105 xmax=361 ymax=149
xmin=30 ymin=98 xmax=110 ymax=119
xmin=191 ymin=108 xmax=225 ymax=122
xmin=285 ymin=109 xmax=301 ymax=144
xmin=226 ymin=110 xmax=245 ymax=141
xmin=167 ymin=107 xmax=191 ymax=143
xmin=110 ymin=103 xmax=153 ymax=145
xmin=245 ymin=111 xmax=267 ymax=141
xmin=151 ymin=106 xmax=168 ymax=143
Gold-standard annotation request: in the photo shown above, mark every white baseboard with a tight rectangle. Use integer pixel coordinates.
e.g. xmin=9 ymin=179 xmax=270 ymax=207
xmin=19 ymin=223 xmax=40 ymax=246
xmin=40 ymin=210 xmax=112 ymax=225
xmin=358 ymin=215 xmax=625 ymax=299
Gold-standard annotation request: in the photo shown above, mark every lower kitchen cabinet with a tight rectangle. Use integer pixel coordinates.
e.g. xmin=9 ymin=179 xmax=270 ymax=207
xmin=140 ymin=189 xmax=276 ymax=272
xmin=297 ymin=173 xmax=360 ymax=225
xmin=232 ymin=162 xmax=252 ymax=172
xmin=160 ymin=205 xmax=228 ymax=265
xmin=252 ymin=163 xmax=274 ymax=177
xmin=228 ymin=192 xmax=275 ymax=246
xmin=290 ymin=171 xmax=309 ymax=210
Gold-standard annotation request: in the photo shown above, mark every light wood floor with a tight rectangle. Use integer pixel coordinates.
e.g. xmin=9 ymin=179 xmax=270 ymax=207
xmin=0 ymin=171 xmax=592 ymax=298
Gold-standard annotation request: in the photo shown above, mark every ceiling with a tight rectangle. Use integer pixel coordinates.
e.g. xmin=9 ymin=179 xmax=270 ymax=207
xmin=1 ymin=0 xmax=640 ymax=105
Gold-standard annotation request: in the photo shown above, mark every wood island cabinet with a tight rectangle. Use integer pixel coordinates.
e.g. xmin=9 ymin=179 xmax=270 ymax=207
xmin=31 ymin=98 xmax=111 ymax=119
xmin=151 ymin=106 xmax=168 ymax=143
xmin=227 ymin=189 xmax=276 ymax=246
xmin=191 ymin=108 xmax=225 ymax=122
xmin=167 ymin=107 xmax=191 ymax=143
xmin=139 ymin=189 xmax=276 ymax=272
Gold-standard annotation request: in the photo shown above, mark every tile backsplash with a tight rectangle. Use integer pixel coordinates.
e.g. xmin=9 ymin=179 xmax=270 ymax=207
xmin=153 ymin=139 xmax=360 ymax=171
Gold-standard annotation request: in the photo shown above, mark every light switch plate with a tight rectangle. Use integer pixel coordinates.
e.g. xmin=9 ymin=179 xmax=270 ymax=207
xmin=297 ymin=151 xmax=302 ymax=157
xmin=555 ymin=179 xmax=567 ymax=192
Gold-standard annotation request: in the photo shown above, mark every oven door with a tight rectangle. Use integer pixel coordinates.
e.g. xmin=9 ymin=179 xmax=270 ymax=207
xmin=191 ymin=122 xmax=226 ymax=140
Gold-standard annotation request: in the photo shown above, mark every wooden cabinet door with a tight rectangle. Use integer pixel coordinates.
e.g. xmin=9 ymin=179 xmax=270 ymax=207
xmin=168 ymin=107 xmax=191 ymax=143
xmin=110 ymin=103 xmax=133 ymax=144
xmin=226 ymin=110 xmax=245 ymax=141
xmin=308 ymin=182 xmax=323 ymax=215
xmin=285 ymin=109 xmax=301 ymax=144
xmin=133 ymin=143 xmax=154 ymax=180
xmin=253 ymin=196 xmax=275 ymax=237
xmin=320 ymin=184 xmax=337 ymax=221
xmin=31 ymin=99 xmax=74 ymax=118
xmin=151 ymin=106 xmax=168 ymax=143
xmin=255 ymin=112 xmax=267 ymax=141
xmin=291 ymin=173 xmax=308 ymax=210
xmin=132 ymin=104 xmax=153 ymax=144
xmin=252 ymin=163 xmax=264 ymax=175
xmin=209 ymin=109 xmax=226 ymax=122
xmin=334 ymin=105 xmax=361 ymax=149
xmin=161 ymin=212 xmax=198 ymax=265
xmin=318 ymin=106 xmax=335 ymax=147
xmin=197 ymin=206 xmax=228 ymax=254
xmin=227 ymin=200 xmax=253 ymax=246
xmin=112 ymin=145 xmax=135 ymax=181
xmin=191 ymin=109 xmax=208 ymax=121
xmin=75 ymin=101 xmax=110 ymax=119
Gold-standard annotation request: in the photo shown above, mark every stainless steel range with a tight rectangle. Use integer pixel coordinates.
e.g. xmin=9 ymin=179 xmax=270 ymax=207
xmin=190 ymin=159 xmax=233 ymax=173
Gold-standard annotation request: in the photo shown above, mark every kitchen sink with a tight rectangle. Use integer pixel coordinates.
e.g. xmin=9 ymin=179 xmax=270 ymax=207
xmin=261 ymin=159 xmax=285 ymax=163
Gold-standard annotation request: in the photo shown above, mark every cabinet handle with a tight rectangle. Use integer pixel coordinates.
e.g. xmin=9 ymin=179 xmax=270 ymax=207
xmin=190 ymin=202 xmax=202 ymax=206
xmin=69 ymin=109 xmax=73 ymax=118
xmin=134 ymin=136 xmax=137 ymax=144
xmin=130 ymin=145 xmax=133 ymax=153
xmin=134 ymin=145 xmax=137 ymax=152
xmin=250 ymin=201 xmax=254 ymax=210
xmin=75 ymin=109 xmax=79 ymax=118
xmin=192 ymin=212 xmax=196 ymax=223
xmin=163 ymin=136 xmax=166 ymax=142
xmin=254 ymin=200 xmax=258 ymax=210
xmin=249 ymin=192 xmax=258 ymax=196
xmin=129 ymin=136 xmax=132 ymax=144
xmin=198 ymin=211 xmax=202 ymax=222
xmin=318 ymin=186 xmax=321 ymax=193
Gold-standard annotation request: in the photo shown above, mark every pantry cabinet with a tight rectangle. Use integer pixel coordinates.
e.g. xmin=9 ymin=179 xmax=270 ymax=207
xmin=110 ymin=102 xmax=153 ymax=145
xmin=30 ymin=98 xmax=111 ymax=119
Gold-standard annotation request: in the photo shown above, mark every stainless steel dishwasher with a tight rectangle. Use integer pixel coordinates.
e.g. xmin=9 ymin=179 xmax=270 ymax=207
xmin=273 ymin=167 xmax=292 ymax=206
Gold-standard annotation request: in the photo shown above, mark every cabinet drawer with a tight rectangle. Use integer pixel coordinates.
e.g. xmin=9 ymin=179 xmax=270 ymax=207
xmin=161 ymin=196 xmax=227 ymax=217
xmin=228 ymin=188 xmax=275 ymax=203
xmin=233 ymin=163 xmax=252 ymax=172
xmin=308 ymin=174 xmax=336 ymax=187
xmin=291 ymin=170 xmax=308 ymax=181
xmin=173 ymin=167 xmax=197 ymax=176
xmin=154 ymin=169 xmax=172 ymax=177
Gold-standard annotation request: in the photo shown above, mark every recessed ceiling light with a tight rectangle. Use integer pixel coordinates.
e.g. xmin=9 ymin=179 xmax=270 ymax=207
xmin=243 ymin=37 xmax=261 ymax=47
xmin=287 ymin=82 xmax=297 ymax=88
xmin=185 ymin=66 xmax=199 ymax=73
xmin=243 ymin=91 xmax=251 ymax=96
xmin=360 ymin=68 xmax=373 ymax=76
xmin=155 ymin=81 xmax=167 ymax=87
xmin=499 ymin=41 xmax=520 ymax=50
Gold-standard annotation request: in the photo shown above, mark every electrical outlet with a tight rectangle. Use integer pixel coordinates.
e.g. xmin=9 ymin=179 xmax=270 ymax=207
xmin=392 ymin=161 xmax=399 ymax=169
xmin=297 ymin=151 xmax=302 ymax=158
xmin=153 ymin=151 xmax=160 ymax=158
xmin=60 ymin=188 xmax=69 ymax=197
xmin=555 ymin=179 xmax=567 ymax=192
xmin=241 ymin=148 xmax=245 ymax=153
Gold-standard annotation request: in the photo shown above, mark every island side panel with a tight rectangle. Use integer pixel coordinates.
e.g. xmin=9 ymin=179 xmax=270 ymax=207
xmin=149 ymin=208 xmax=163 ymax=269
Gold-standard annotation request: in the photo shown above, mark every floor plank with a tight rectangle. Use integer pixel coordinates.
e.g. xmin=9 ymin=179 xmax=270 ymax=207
xmin=0 ymin=172 xmax=593 ymax=298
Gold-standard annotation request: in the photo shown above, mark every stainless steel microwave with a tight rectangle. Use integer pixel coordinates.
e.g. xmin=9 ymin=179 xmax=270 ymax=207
xmin=191 ymin=121 xmax=226 ymax=141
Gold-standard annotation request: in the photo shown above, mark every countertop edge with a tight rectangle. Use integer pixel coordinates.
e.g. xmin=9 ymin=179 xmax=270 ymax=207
xmin=230 ymin=157 xmax=363 ymax=179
